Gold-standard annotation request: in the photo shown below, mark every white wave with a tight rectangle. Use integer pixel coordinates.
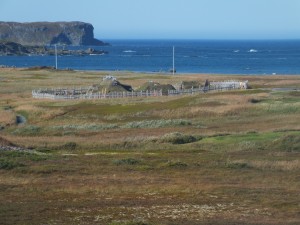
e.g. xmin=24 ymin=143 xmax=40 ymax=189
xmin=123 ymin=50 xmax=136 ymax=53
xmin=248 ymin=49 xmax=258 ymax=53
xmin=233 ymin=50 xmax=240 ymax=53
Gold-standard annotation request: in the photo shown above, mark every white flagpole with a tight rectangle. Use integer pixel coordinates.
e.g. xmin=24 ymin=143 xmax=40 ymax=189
xmin=173 ymin=46 xmax=175 ymax=75
xmin=55 ymin=44 xmax=58 ymax=70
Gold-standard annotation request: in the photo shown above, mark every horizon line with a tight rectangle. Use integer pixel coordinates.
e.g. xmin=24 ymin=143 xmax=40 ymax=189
xmin=99 ymin=38 xmax=300 ymax=41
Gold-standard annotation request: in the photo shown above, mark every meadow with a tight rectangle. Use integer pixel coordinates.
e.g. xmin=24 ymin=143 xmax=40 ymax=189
xmin=0 ymin=68 xmax=299 ymax=225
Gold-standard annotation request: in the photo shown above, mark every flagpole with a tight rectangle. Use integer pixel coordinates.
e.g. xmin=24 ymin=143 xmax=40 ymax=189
xmin=55 ymin=44 xmax=58 ymax=70
xmin=172 ymin=46 xmax=175 ymax=75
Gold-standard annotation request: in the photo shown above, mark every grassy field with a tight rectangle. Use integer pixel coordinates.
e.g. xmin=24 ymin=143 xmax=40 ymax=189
xmin=0 ymin=68 xmax=299 ymax=225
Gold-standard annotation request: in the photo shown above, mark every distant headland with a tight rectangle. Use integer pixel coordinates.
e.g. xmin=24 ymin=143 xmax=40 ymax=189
xmin=0 ymin=21 xmax=108 ymax=46
xmin=0 ymin=21 xmax=109 ymax=56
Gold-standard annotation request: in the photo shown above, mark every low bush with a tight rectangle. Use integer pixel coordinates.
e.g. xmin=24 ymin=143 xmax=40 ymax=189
xmin=109 ymin=221 xmax=150 ymax=225
xmin=270 ymin=134 xmax=300 ymax=152
xmin=166 ymin=160 xmax=188 ymax=168
xmin=0 ymin=151 xmax=49 ymax=161
xmin=0 ymin=159 xmax=24 ymax=170
xmin=226 ymin=161 xmax=250 ymax=169
xmin=159 ymin=132 xmax=199 ymax=144
xmin=249 ymin=98 xmax=261 ymax=103
xmin=62 ymin=142 xmax=77 ymax=151
xmin=113 ymin=158 xmax=141 ymax=165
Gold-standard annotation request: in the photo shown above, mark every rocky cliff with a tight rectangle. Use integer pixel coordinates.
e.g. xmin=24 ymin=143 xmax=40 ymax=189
xmin=0 ymin=41 xmax=108 ymax=56
xmin=0 ymin=21 xmax=108 ymax=46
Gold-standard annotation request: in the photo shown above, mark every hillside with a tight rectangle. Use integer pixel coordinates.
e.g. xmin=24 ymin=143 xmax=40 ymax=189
xmin=0 ymin=21 xmax=108 ymax=46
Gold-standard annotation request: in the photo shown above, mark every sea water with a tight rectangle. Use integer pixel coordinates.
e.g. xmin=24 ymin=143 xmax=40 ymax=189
xmin=1 ymin=40 xmax=300 ymax=75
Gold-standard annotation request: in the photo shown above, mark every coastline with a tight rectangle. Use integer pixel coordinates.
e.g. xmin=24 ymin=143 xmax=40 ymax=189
xmin=1 ymin=39 xmax=300 ymax=75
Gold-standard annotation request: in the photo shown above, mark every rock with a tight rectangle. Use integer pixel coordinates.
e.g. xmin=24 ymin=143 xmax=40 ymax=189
xmin=0 ymin=41 xmax=29 ymax=55
xmin=0 ymin=41 xmax=108 ymax=56
xmin=0 ymin=41 xmax=47 ymax=55
xmin=0 ymin=21 xmax=108 ymax=46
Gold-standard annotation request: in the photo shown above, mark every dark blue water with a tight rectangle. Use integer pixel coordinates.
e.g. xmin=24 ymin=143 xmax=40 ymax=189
xmin=1 ymin=40 xmax=300 ymax=75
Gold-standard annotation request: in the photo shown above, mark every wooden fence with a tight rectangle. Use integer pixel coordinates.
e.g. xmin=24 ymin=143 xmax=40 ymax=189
xmin=32 ymin=89 xmax=163 ymax=100
xmin=32 ymin=81 xmax=247 ymax=100
xmin=167 ymin=85 xmax=241 ymax=96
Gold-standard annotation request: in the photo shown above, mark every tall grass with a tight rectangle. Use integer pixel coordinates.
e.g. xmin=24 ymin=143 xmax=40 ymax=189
xmin=0 ymin=110 xmax=16 ymax=126
xmin=122 ymin=119 xmax=192 ymax=129
xmin=228 ymin=159 xmax=300 ymax=171
xmin=50 ymin=119 xmax=192 ymax=131
xmin=12 ymin=125 xmax=41 ymax=136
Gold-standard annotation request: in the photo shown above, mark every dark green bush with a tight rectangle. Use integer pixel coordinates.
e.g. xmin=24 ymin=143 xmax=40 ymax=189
xmin=62 ymin=142 xmax=77 ymax=150
xmin=0 ymin=159 xmax=23 ymax=170
xmin=160 ymin=132 xmax=199 ymax=144
xmin=113 ymin=158 xmax=141 ymax=165
xmin=167 ymin=160 xmax=188 ymax=168
xmin=226 ymin=162 xmax=250 ymax=169
xmin=109 ymin=221 xmax=150 ymax=225
xmin=249 ymin=98 xmax=261 ymax=103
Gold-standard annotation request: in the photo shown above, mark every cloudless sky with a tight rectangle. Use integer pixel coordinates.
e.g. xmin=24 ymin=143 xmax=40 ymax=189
xmin=0 ymin=0 xmax=299 ymax=39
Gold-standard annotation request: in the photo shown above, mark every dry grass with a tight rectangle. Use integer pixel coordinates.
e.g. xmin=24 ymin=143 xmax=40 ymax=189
xmin=228 ymin=159 xmax=300 ymax=171
xmin=0 ymin=110 xmax=16 ymax=126
xmin=0 ymin=68 xmax=300 ymax=224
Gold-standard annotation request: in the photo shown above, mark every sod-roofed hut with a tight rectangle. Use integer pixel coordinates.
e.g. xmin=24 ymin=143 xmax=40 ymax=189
xmin=94 ymin=75 xmax=133 ymax=93
xmin=177 ymin=81 xmax=203 ymax=90
xmin=137 ymin=81 xmax=176 ymax=95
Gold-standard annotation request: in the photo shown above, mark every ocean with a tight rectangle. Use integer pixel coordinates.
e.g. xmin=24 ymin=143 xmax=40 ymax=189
xmin=1 ymin=40 xmax=300 ymax=75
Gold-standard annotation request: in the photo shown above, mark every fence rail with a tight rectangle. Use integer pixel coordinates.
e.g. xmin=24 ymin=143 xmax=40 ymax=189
xmin=167 ymin=85 xmax=242 ymax=96
xmin=32 ymin=89 xmax=163 ymax=100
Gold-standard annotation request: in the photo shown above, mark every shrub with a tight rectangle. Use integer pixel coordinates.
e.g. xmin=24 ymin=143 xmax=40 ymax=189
xmin=109 ymin=221 xmax=150 ymax=225
xmin=113 ymin=158 xmax=141 ymax=165
xmin=160 ymin=132 xmax=199 ymax=144
xmin=166 ymin=160 xmax=188 ymax=168
xmin=0 ymin=159 xmax=23 ymax=170
xmin=271 ymin=134 xmax=300 ymax=152
xmin=62 ymin=142 xmax=77 ymax=150
xmin=226 ymin=162 xmax=250 ymax=169
xmin=0 ymin=151 xmax=49 ymax=161
xmin=249 ymin=98 xmax=261 ymax=103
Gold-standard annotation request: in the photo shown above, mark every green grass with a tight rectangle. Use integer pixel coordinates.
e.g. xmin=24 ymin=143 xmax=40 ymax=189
xmin=122 ymin=119 xmax=192 ymax=129
xmin=64 ymin=96 xmax=195 ymax=116
xmin=12 ymin=125 xmax=41 ymax=136
xmin=0 ymin=151 xmax=51 ymax=162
